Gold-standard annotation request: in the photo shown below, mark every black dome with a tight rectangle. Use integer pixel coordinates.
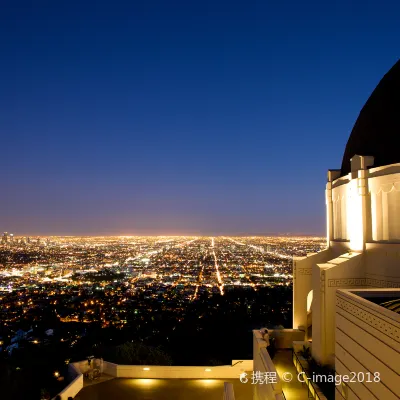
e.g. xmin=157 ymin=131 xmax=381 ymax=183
xmin=341 ymin=59 xmax=400 ymax=176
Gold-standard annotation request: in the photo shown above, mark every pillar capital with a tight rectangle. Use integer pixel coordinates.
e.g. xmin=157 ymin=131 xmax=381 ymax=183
xmin=327 ymin=169 xmax=341 ymax=182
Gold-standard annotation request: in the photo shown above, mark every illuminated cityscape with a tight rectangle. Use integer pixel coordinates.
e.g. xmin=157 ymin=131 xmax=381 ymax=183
xmin=0 ymin=234 xmax=326 ymax=398
xmin=0 ymin=235 xmax=324 ymax=331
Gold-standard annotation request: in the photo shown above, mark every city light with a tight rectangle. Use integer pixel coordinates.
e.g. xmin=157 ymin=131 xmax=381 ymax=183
xmin=0 ymin=234 xmax=325 ymax=361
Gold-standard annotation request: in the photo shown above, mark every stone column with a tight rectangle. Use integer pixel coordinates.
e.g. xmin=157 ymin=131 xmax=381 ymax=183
xmin=327 ymin=170 xmax=341 ymax=247
xmin=349 ymin=155 xmax=374 ymax=251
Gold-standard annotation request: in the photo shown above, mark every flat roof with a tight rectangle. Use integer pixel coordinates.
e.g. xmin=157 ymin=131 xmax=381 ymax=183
xmin=76 ymin=378 xmax=253 ymax=400
xmin=338 ymin=288 xmax=400 ymax=319
xmin=350 ymin=288 xmax=400 ymax=298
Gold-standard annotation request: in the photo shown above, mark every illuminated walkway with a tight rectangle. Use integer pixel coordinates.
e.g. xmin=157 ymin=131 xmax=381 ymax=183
xmin=75 ymin=378 xmax=253 ymax=400
xmin=274 ymin=350 xmax=310 ymax=399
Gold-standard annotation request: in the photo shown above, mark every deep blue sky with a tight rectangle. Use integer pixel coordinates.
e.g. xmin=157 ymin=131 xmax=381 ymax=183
xmin=1 ymin=1 xmax=399 ymax=236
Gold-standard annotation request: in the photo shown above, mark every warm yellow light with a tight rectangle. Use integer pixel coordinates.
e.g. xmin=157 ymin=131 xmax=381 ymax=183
xmin=132 ymin=379 xmax=160 ymax=387
xmin=371 ymin=192 xmax=378 ymax=241
xmin=195 ymin=379 xmax=219 ymax=387
xmin=205 ymin=368 xmax=212 ymax=372
xmin=143 ymin=367 xmax=150 ymax=371
xmin=54 ymin=371 xmax=60 ymax=377
xmin=306 ymin=290 xmax=313 ymax=313
xmin=347 ymin=180 xmax=363 ymax=251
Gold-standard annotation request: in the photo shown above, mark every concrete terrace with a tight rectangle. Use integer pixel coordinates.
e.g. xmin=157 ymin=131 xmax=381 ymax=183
xmin=74 ymin=378 xmax=253 ymax=400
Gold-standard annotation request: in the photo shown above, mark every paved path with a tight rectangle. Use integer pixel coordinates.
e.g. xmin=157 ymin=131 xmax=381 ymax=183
xmin=274 ymin=350 xmax=310 ymax=399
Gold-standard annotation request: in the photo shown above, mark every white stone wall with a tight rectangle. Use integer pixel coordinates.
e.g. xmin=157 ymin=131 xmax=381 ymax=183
xmin=115 ymin=362 xmax=252 ymax=379
xmin=331 ymin=164 xmax=400 ymax=245
xmin=332 ymin=183 xmax=349 ymax=241
xmin=335 ymin=289 xmax=400 ymax=399
xmin=364 ymin=243 xmax=400 ymax=288
xmin=72 ymin=359 xmax=252 ymax=379
xmin=369 ymin=172 xmax=400 ymax=241
xmin=53 ymin=364 xmax=83 ymax=400
xmin=252 ymin=331 xmax=284 ymax=400
xmin=293 ymin=249 xmax=333 ymax=331
xmin=312 ymin=252 xmax=365 ymax=366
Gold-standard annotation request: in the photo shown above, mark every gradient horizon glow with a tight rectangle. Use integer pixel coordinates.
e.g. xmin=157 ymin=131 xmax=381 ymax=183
xmin=1 ymin=1 xmax=399 ymax=235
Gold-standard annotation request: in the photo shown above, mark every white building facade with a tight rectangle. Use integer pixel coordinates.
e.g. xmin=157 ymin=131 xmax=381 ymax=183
xmin=292 ymin=59 xmax=400 ymax=399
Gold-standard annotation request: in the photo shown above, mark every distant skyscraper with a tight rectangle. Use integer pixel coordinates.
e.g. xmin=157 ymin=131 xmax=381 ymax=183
xmin=2 ymin=232 xmax=9 ymax=243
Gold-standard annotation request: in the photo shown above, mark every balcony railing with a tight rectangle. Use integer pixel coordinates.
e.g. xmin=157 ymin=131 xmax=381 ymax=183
xmin=292 ymin=350 xmax=326 ymax=400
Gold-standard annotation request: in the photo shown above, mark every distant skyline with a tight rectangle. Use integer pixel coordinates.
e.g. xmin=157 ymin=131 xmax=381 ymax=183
xmin=3 ymin=233 xmax=325 ymax=238
xmin=1 ymin=1 xmax=399 ymax=235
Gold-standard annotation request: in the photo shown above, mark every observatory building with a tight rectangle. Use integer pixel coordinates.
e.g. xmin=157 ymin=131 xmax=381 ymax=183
xmin=253 ymin=60 xmax=400 ymax=400
xmin=288 ymin=59 xmax=400 ymax=399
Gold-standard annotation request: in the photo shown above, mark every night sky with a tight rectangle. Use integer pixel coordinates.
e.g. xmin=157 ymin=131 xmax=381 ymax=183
xmin=1 ymin=1 xmax=399 ymax=236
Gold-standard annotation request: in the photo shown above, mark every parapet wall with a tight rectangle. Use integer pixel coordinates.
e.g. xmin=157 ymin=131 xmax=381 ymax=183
xmin=253 ymin=330 xmax=284 ymax=400
xmin=71 ymin=359 xmax=252 ymax=380
xmin=53 ymin=363 xmax=83 ymax=400
xmin=335 ymin=289 xmax=400 ymax=399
